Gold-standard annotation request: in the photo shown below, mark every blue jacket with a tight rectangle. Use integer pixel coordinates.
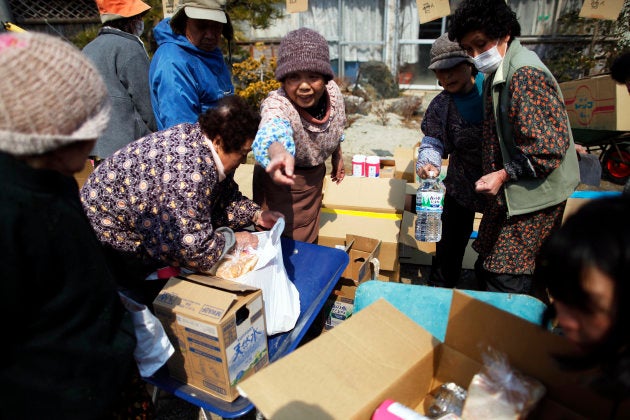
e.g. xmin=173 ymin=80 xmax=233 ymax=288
xmin=149 ymin=18 xmax=234 ymax=130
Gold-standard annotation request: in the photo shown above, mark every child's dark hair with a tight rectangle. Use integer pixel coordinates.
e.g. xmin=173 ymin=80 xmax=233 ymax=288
xmin=448 ymin=0 xmax=521 ymax=43
xmin=535 ymin=195 xmax=630 ymax=400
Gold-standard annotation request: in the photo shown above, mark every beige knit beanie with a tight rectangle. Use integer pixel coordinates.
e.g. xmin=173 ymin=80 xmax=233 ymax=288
xmin=275 ymin=27 xmax=334 ymax=82
xmin=0 ymin=32 xmax=110 ymax=156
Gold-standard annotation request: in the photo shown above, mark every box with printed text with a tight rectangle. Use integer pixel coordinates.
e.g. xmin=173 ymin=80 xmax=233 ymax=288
xmin=153 ymin=274 xmax=269 ymax=402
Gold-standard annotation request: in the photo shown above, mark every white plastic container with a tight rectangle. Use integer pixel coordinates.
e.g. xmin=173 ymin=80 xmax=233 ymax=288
xmin=352 ymin=154 xmax=366 ymax=177
xmin=365 ymin=155 xmax=380 ymax=178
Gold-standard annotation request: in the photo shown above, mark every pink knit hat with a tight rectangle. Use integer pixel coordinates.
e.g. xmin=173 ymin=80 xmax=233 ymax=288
xmin=275 ymin=27 xmax=334 ymax=82
xmin=0 ymin=32 xmax=110 ymax=156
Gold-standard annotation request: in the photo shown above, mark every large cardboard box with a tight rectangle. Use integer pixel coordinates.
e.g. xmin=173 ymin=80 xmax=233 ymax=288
xmin=321 ymin=235 xmax=381 ymax=331
xmin=239 ymin=294 xmax=629 ymax=419
xmin=153 ymin=274 xmax=269 ymax=402
xmin=560 ymin=74 xmax=630 ymax=131
xmin=319 ymin=176 xmax=406 ymax=271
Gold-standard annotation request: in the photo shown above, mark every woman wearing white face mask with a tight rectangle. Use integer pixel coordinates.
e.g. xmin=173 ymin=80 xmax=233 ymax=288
xmin=83 ymin=0 xmax=157 ymax=162
xmin=448 ymin=0 xmax=580 ymax=296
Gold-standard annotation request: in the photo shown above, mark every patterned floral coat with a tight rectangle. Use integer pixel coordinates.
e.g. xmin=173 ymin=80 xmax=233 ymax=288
xmin=81 ymin=122 xmax=259 ymax=273
xmin=473 ymin=43 xmax=574 ymax=275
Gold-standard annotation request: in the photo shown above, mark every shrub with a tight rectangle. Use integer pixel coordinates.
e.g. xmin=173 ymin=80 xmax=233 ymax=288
xmin=233 ymin=50 xmax=280 ymax=109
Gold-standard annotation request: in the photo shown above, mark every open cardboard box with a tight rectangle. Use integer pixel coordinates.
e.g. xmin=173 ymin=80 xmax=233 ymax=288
xmin=319 ymin=176 xmax=406 ymax=273
xmin=239 ymin=292 xmax=629 ymax=419
xmin=321 ymin=235 xmax=381 ymax=331
xmin=153 ymin=273 xmax=269 ymax=402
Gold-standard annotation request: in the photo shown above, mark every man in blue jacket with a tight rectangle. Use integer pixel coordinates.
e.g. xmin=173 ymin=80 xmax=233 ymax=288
xmin=149 ymin=0 xmax=234 ymax=130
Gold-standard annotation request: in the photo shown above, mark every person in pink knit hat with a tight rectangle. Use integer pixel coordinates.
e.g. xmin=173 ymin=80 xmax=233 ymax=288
xmin=252 ymin=27 xmax=346 ymax=243
xmin=0 ymin=31 xmax=153 ymax=418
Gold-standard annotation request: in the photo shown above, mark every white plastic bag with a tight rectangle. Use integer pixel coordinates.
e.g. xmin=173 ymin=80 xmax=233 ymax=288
xmin=118 ymin=292 xmax=175 ymax=377
xmin=232 ymin=218 xmax=301 ymax=335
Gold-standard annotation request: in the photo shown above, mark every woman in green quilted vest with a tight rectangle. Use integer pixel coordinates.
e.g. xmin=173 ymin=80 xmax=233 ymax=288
xmin=448 ymin=0 xmax=579 ymax=296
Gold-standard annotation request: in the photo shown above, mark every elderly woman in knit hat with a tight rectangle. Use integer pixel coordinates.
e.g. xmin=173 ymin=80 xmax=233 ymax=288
xmin=150 ymin=0 xmax=234 ymax=130
xmin=416 ymin=33 xmax=485 ymax=289
xmin=252 ymin=27 xmax=346 ymax=244
xmin=83 ymin=0 xmax=157 ymax=161
xmin=0 ymin=32 xmax=151 ymax=417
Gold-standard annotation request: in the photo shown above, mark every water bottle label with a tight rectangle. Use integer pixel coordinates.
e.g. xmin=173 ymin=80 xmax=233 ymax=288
xmin=418 ymin=191 xmax=444 ymax=212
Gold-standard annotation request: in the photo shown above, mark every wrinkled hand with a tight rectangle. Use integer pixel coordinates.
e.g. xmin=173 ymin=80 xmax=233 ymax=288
xmin=331 ymin=149 xmax=345 ymax=184
xmin=474 ymin=169 xmax=509 ymax=196
xmin=256 ymin=210 xmax=284 ymax=229
xmin=234 ymin=231 xmax=259 ymax=249
xmin=266 ymin=142 xmax=296 ymax=186
xmin=575 ymin=144 xmax=587 ymax=155
xmin=417 ymin=164 xmax=439 ymax=180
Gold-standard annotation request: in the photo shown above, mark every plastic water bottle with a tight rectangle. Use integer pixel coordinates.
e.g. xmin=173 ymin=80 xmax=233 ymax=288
xmin=415 ymin=171 xmax=445 ymax=242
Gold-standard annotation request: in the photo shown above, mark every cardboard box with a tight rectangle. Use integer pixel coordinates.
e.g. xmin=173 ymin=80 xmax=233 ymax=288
xmin=374 ymin=258 xmax=400 ymax=282
xmin=560 ymin=74 xmax=630 ymax=131
xmin=321 ymin=235 xmax=381 ymax=331
xmin=322 ymin=175 xmax=406 ymax=214
xmin=239 ymin=294 xmax=629 ymax=419
xmin=399 ymin=210 xmax=481 ymax=270
xmin=153 ymin=274 xmax=269 ymax=402
xmin=338 ymin=235 xmax=382 ymax=282
xmin=378 ymin=157 xmax=396 ymax=179
xmin=319 ymin=176 xmax=406 ymax=271
xmin=393 ymin=144 xmax=448 ymax=183
xmin=322 ymin=278 xmax=360 ymax=331
xmin=233 ymin=163 xmax=254 ymax=199
xmin=393 ymin=143 xmax=419 ymax=182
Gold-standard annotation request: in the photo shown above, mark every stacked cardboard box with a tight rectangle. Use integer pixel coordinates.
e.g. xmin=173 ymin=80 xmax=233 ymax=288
xmin=318 ymin=175 xmax=407 ymax=281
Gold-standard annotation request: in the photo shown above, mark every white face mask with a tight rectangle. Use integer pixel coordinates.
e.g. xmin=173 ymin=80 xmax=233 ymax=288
xmin=473 ymin=43 xmax=503 ymax=74
xmin=132 ymin=19 xmax=145 ymax=37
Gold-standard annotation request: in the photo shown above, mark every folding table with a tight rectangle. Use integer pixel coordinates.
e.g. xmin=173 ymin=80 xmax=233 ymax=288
xmin=144 ymin=238 xmax=349 ymax=418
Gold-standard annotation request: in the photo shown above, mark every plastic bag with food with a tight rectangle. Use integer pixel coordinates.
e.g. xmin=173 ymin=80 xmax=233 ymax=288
xmin=462 ymin=347 xmax=546 ymax=419
xmin=215 ymin=244 xmax=259 ymax=280
xmin=216 ymin=218 xmax=300 ymax=335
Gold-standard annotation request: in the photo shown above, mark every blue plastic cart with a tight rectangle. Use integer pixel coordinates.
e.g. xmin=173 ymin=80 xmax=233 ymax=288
xmin=144 ymin=238 xmax=349 ymax=418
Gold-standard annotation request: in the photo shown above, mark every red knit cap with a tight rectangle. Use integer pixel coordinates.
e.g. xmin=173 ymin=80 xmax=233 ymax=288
xmin=274 ymin=27 xmax=334 ymax=82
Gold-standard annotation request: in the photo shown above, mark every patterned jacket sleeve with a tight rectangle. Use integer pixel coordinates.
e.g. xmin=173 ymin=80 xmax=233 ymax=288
xmin=418 ymin=93 xmax=446 ymax=170
xmin=506 ymin=67 xmax=570 ymax=180
xmin=211 ymin=175 xmax=260 ymax=230
xmin=252 ymin=93 xmax=297 ymax=167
